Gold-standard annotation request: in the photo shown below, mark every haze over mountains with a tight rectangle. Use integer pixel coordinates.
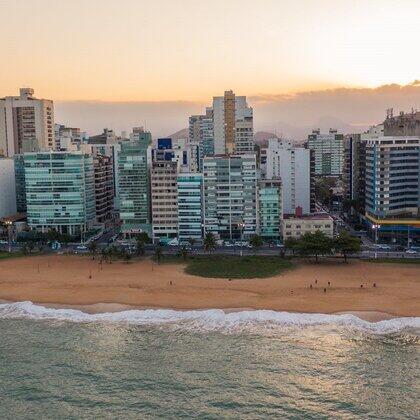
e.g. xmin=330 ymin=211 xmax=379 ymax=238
xmin=54 ymin=81 xmax=420 ymax=139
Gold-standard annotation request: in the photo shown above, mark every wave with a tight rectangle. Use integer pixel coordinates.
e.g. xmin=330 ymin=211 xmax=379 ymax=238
xmin=0 ymin=301 xmax=419 ymax=335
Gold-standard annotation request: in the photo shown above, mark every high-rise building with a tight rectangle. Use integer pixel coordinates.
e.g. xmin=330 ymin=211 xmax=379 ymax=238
xmin=55 ymin=124 xmax=86 ymax=150
xmin=263 ymin=138 xmax=312 ymax=215
xmin=364 ymin=136 xmax=420 ymax=241
xmin=150 ymin=160 xmax=179 ymax=242
xmin=0 ymin=158 xmax=17 ymax=218
xmin=88 ymin=128 xmax=118 ymax=145
xmin=258 ymin=179 xmax=282 ymax=240
xmin=384 ymin=110 xmax=420 ymax=136
xmin=203 ymin=154 xmax=257 ymax=240
xmin=24 ymin=151 xmax=95 ymax=235
xmin=118 ymin=138 xmax=151 ymax=235
xmin=307 ymin=129 xmax=344 ymax=175
xmin=177 ymin=173 xmax=203 ymax=242
xmin=93 ymin=153 xmax=114 ymax=224
xmin=212 ymin=90 xmax=254 ymax=155
xmin=343 ymin=134 xmax=366 ymax=210
xmin=189 ymin=109 xmax=214 ymax=157
xmin=13 ymin=154 xmax=26 ymax=213
xmin=0 ymin=88 xmax=54 ymax=157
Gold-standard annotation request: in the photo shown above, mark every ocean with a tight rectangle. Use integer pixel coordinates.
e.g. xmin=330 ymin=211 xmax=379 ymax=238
xmin=0 ymin=302 xmax=419 ymax=419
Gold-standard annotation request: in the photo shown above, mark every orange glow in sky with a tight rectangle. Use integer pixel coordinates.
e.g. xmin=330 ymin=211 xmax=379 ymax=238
xmin=1 ymin=0 xmax=419 ymax=101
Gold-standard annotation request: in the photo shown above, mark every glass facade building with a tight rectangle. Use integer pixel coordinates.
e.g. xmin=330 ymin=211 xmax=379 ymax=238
xmin=258 ymin=179 xmax=282 ymax=239
xmin=118 ymin=139 xmax=151 ymax=235
xmin=24 ymin=151 xmax=95 ymax=234
xmin=177 ymin=173 xmax=203 ymax=241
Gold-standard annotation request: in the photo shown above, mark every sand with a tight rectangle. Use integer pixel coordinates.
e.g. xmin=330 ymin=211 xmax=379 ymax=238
xmin=0 ymin=255 xmax=419 ymax=320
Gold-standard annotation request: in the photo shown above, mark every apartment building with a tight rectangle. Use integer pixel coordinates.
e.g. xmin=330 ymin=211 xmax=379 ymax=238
xmin=0 ymin=88 xmax=54 ymax=157
xmin=24 ymin=151 xmax=95 ymax=235
xmin=282 ymin=213 xmax=334 ymax=239
xmin=177 ymin=173 xmax=203 ymax=241
xmin=93 ymin=153 xmax=114 ymax=224
xmin=307 ymin=129 xmax=344 ymax=175
xmin=258 ymin=179 xmax=282 ymax=240
xmin=0 ymin=158 xmax=17 ymax=218
xmin=150 ymin=160 xmax=178 ymax=242
xmin=203 ymin=154 xmax=257 ymax=240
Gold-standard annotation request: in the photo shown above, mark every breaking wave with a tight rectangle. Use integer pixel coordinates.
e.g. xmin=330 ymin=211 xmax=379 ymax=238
xmin=0 ymin=301 xmax=419 ymax=335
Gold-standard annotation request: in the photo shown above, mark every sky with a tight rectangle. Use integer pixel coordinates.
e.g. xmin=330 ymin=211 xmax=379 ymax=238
xmin=1 ymin=0 xmax=420 ymax=136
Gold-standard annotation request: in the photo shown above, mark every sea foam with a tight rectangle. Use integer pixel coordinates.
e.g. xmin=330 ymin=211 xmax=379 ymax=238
xmin=0 ymin=301 xmax=419 ymax=335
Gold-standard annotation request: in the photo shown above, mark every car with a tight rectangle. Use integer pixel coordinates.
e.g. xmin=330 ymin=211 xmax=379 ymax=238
xmin=405 ymin=249 xmax=417 ymax=254
xmin=76 ymin=245 xmax=88 ymax=251
xmin=224 ymin=241 xmax=234 ymax=247
xmin=0 ymin=240 xmax=8 ymax=244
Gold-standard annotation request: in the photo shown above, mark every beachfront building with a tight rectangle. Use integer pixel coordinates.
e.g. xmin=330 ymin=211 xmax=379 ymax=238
xmin=24 ymin=151 xmax=95 ymax=235
xmin=281 ymin=213 xmax=334 ymax=239
xmin=0 ymin=158 xmax=17 ymax=218
xmin=150 ymin=160 xmax=179 ymax=243
xmin=93 ymin=153 xmax=114 ymax=224
xmin=13 ymin=154 xmax=26 ymax=213
xmin=263 ymin=138 xmax=312 ymax=215
xmin=258 ymin=179 xmax=282 ymax=240
xmin=203 ymin=154 xmax=257 ymax=240
xmin=117 ymin=138 xmax=151 ymax=235
xmin=307 ymin=129 xmax=344 ymax=176
xmin=364 ymin=136 xmax=420 ymax=243
xmin=0 ymin=88 xmax=55 ymax=157
xmin=177 ymin=173 xmax=203 ymax=242
xmin=189 ymin=110 xmax=214 ymax=158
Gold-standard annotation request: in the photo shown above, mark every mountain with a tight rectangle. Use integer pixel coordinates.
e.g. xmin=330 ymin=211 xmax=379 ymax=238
xmin=167 ymin=128 xmax=188 ymax=140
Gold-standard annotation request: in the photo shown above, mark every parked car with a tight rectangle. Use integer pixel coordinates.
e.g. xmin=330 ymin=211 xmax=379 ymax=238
xmin=405 ymin=249 xmax=417 ymax=254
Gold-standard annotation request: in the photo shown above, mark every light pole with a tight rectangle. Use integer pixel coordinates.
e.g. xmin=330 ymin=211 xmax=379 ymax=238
xmin=239 ymin=222 xmax=245 ymax=257
xmin=5 ymin=220 xmax=12 ymax=253
xmin=372 ymin=224 xmax=380 ymax=259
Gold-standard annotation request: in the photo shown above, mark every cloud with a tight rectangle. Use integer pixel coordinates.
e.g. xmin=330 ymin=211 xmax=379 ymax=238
xmin=55 ymin=81 xmax=420 ymax=140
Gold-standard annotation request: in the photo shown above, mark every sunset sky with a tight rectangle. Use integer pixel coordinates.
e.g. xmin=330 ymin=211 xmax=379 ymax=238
xmin=1 ymin=0 xmax=419 ymax=135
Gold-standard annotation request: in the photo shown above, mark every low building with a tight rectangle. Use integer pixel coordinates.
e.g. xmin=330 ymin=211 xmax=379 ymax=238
xmin=177 ymin=173 xmax=203 ymax=241
xmin=258 ymin=179 xmax=282 ymax=240
xmin=282 ymin=213 xmax=334 ymax=239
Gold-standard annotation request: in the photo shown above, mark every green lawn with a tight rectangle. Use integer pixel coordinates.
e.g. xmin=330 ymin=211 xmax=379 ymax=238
xmin=0 ymin=251 xmax=25 ymax=260
xmin=182 ymin=255 xmax=294 ymax=279
xmin=365 ymin=258 xmax=420 ymax=264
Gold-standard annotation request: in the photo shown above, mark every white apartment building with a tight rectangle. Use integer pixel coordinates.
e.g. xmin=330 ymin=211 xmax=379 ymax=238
xmin=264 ymin=138 xmax=311 ymax=215
xmin=150 ymin=160 xmax=179 ymax=242
xmin=307 ymin=129 xmax=344 ymax=175
xmin=212 ymin=91 xmax=254 ymax=155
xmin=282 ymin=214 xmax=334 ymax=239
xmin=0 ymin=158 xmax=17 ymax=218
xmin=0 ymin=88 xmax=54 ymax=157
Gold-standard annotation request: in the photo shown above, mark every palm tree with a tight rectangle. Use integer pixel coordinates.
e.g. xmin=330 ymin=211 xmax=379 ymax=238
xmin=136 ymin=237 xmax=145 ymax=257
xmin=154 ymin=245 xmax=163 ymax=263
xmin=204 ymin=232 xmax=216 ymax=253
xmin=188 ymin=237 xmax=196 ymax=248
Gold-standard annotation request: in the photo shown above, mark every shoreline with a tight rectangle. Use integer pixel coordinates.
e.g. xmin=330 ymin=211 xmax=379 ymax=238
xmin=0 ymin=255 xmax=419 ymax=321
xmin=0 ymin=299 xmax=408 ymax=322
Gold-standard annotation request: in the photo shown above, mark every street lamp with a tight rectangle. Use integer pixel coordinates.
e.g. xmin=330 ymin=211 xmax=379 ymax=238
xmin=239 ymin=221 xmax=245 ymax=257
xmin=5 ymin=220 xmax=12 ymax=253
xmin=372 ymin=224 xmax=380 ymax=260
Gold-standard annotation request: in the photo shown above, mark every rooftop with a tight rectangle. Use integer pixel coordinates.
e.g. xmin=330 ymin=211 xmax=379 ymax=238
xmin=283 ymin=213 xmax=332 ymax=221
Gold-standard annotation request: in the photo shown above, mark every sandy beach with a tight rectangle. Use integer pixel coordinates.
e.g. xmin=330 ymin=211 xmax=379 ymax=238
xmin=0 ymin=255 xmax=419 ymax=320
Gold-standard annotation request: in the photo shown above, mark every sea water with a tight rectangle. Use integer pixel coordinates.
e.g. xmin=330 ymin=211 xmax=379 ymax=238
xmin=0 ymin=302 xmax=419 ymax=419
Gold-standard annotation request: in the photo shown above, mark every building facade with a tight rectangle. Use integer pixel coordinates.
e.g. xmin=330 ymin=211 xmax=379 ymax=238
xmin=307 ymin=129 xmax=344 ymax=175
xmin=150 ymin=160 xmax=179 ymax=242
xmin=0 ymin=158 xmax=17 ymax=218
xmin=177 ymin=173 xmax=203 ymax=241
xmin=118 ymin=139 xmax=151 ymax=235
xmin=264 ymin=138 xmax=312 ymax=215
xmin=13 ymin=154 xmax=26 ymax=213
xmin=258 ymin=179 xmax=282 ymax=240
xmin=203 ymin=154 xmax=257 ymax=240
xmin=93 ymin=154 xmax=114 ymax=224
xmin=0 ymin=88 xmax=54 ymax=157
xmin=24 ymin=151 xmax=95 ymax=235
xmin=282 ymin=214 xmax=334 ymax=239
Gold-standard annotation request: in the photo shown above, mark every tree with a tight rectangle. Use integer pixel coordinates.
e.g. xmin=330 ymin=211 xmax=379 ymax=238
xmin=296 ymin=231 xmax=333 ymax=262
xmin=203 ymin=232 xmax=216 ymax=253
xmin=26 ymin=241 xmax=35 ymax=254
xmin=179 ymin=245 xmax=189 ymax=261
xmin=154 ymin=245 xmax=163 ymax=263
xmin=315 ymin=177 xmax=337 ymax=207
xmin=101 ymin=247 xmax=109 ymax=263
xmin=284 ymin=237 xmax=299 ymax=256
xmin=122 ymin=250 xmax=132 ymax=264
xmin=249 ymin=234 xmax=263 ymax=253
xmin=137 ymin=232 xmax=150 ymax=244
xmin=88 ymin=241 xmax=98 ymax=259
xmin=334 ymin=231 xmax=361 ymax=262
xmin=135 ymin=237 xmax=145 ymax=257
xmin=187 ymin=237 xmax=196 ymax=248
